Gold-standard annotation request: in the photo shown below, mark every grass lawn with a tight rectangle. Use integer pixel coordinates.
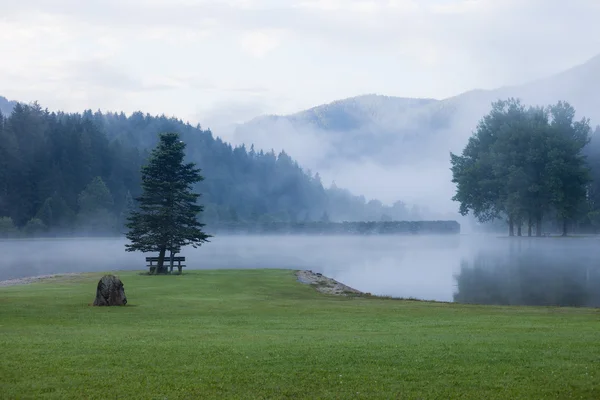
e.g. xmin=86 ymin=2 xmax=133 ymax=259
xmin=1 ymin=269 xmax=600 ymax=399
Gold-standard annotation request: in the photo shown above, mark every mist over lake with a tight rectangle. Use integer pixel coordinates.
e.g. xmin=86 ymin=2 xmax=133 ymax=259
xmin=1 ymin=235 xmax=599 ymax=307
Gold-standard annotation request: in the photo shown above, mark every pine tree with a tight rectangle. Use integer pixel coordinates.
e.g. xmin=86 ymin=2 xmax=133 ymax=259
xmin=125 ymin=132 xmax=211 ymax=274
xmin=23 ymin=218 xmax=47 ymax=236
xmin=77 ymin=176 xmax=115 ymax=233
xmin=119 ymin=190 xmax=135 ymax=230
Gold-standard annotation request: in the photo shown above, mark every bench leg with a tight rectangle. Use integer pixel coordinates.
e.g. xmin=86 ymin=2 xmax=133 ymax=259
xmin=178 ymin=266 xmax=182 ymax=274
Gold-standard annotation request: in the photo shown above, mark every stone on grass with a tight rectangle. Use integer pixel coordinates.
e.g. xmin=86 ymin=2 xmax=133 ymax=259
xmin=92 ymin=275 xmax=127 ymax=306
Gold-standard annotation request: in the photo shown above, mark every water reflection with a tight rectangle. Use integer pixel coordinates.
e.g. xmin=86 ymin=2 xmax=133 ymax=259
xmin=1 ymin=235 xmax=599 ymax=307
xmin=454 ymin=238 xmax=600 ymax=307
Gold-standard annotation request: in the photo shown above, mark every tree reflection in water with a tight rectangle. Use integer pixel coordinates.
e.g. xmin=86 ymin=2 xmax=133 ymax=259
xmin=454 ymin=239 xmax=600 ymax=307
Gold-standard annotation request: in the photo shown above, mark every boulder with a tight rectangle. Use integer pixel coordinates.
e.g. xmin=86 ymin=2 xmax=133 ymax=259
xmin=92 ymin=275 xmax=127 ymax=306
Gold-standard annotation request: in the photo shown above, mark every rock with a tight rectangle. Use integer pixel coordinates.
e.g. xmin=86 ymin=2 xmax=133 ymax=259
xmin=295 ymin=270 xmax=363 ymax=296
xmin=92 ymin=275 xmax=127 ymax=306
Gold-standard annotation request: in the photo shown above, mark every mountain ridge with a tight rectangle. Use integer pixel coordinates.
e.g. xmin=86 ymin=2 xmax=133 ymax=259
xmin=231 ymin=53 xmax=600 ymax=212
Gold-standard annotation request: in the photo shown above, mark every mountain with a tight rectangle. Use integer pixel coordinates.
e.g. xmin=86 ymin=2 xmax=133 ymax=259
xmin=231 ymin=54 xmax=600 ymax=213
xmin=235 ymin=94 xmax=449 ymax=168
xmin=0 ymin=96 xmax=16 ymax=116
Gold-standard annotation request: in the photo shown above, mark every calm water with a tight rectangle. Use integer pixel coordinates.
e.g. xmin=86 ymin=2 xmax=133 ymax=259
xmin=1 ymin=235 xmax=599 ymax=307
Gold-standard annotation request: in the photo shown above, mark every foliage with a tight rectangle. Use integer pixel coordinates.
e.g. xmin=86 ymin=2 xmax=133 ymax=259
xmin=77 ymin=176 xmax=116 ymax=233
xmin=208 ymin=220 xmax=460 ymax=235
xmin=35 ymin=192 xmax=76 ymax=232
xmin=22 ymin=218 xmax=47 ymax=236
xmin=1 ymin=270 xmax=600 ymax=399
xmin=451 ymin=99 xmax=592 ymax=236
xmin=118 ymin=190 xmax=135 ymax=231
xmin=0 ymin=216 xmax=18 ymax=238
xmin=125 ymin=132 xmax=211 ymax=273
xmin=78 ymin=177 xmax=114 ymax=214
xmin=0 ymin=102 xmax=423 ymax=237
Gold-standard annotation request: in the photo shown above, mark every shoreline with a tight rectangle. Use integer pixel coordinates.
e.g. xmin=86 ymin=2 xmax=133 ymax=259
xmin=0 ymin=270 xmax=363 ymax=295
xmin=2 ymin=270 xmax=592 ymax=307
xmin=295 ymin=270 xmax=364 ymax=296
xmin=0 ymin=273 xmax=83 ymax=287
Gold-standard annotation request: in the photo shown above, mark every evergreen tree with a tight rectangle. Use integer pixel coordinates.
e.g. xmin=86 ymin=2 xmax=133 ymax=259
xmin=228 ymin=206 xmax=240 ymax=222
xmin=36 ymin=192 xmax=75 ymax=232
xmin=77 ymin=176 xmax=116 ymax=233
xmin=118 ymin=190 xmax=135 ymax=230
xmin=78 ymin=177 xmax=114 ymax=212
xmin=125 ymin=132 xmax=211 ymax=274
xmin=23 ymin=218 xmax=47 ymax=236
xmin=0 ymin=100 xmax=470 ymax=231
xmin=0 ymin=217 xmax=18 ymax=238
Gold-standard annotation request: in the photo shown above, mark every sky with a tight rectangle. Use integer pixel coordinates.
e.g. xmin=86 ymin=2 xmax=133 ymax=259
xmin=1 ymin=0 xmax=599 ymax=131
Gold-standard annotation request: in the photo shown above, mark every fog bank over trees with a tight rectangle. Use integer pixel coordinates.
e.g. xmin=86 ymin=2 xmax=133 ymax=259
xmin=0 ymin=102 xmax=434 ymax=237
xmin=452 ymin=99 xmax=597 ymax=236
xmin=228 ymin=55 xmax=600 ymax=215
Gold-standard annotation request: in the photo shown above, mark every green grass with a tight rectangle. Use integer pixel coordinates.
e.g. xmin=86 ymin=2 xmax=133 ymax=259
xmin=1 ymin=269 xmax=600 ymax=399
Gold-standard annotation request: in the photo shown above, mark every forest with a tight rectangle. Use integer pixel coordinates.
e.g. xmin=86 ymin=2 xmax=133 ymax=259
xmin=3 ymin=98 xmax=600 ymax=238
xmin=0 ymin=102 xmax=421 ymax=237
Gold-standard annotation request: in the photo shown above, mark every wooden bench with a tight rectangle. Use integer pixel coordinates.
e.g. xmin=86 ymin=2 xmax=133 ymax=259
xmin=146 ymin=256 xmax=186 ymax=274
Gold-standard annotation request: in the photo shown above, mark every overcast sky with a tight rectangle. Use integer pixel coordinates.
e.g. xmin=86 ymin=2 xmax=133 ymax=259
xmin=1 ymin=0 xmax=599 ymax=130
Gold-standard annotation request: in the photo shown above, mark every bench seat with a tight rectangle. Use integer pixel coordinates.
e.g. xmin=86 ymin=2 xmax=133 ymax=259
xmin=145 ymin=256 xmax=186 ymax=274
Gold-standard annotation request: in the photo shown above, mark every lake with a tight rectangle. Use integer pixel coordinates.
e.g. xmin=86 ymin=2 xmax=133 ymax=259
xmin=1 ymin=235 xmax=599 ymax=307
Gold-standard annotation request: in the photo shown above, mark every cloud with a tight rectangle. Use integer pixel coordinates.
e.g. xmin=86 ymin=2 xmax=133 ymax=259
xmin=1 ymin=0 xmax=599 ymax=208
xmin=240 ymin=29 xmax=286 ymax=58
xmin=200 ymin=99 xmax=273 ymax=129
xmin=2 ymin=1 xmax=598 ymax=77
xmin=64 ymin=59 xmax=180 ymax=92
xmin=429 ymin=0 xmax=481 ymax=14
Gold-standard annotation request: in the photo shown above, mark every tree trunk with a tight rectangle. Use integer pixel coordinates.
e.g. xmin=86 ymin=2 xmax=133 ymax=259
xmin=509 ymin=216 xmax=514 ymax=237
xmin=156 ymin=246 xmax=167 ymax=274
xmin=536 ymin=214 xmax=543 ymax=237
xmin=517 ymin=220 xmax=522 ymax=237
xmin=169 ymin=250 xmax=175 ymax=273
xmin=528 ymin=215 xmax=532 ymax=237
xmin=562 ymin=219 xmax=568 ymax=237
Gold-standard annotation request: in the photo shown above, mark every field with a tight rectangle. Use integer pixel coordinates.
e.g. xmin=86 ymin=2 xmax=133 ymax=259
xmin=1 ymin=269 xmax=599 ymax=399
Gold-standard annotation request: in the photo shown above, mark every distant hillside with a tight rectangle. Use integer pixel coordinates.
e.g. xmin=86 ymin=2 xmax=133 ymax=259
xmin=236 ymin=94 xmax=449 ymax=168
xmin=0 ymin=96 xmax=16 ymax=116
xmin=232 ymin=54 xmax=600 ymax=212
xmin=0 ymin=103 xmax=430 ymax=236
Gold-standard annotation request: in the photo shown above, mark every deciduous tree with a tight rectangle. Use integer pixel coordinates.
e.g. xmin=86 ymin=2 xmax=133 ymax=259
xmin=451 ymin=99 xmax=592 ymax=236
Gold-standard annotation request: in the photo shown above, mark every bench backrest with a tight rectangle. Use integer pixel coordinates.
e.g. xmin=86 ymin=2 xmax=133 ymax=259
xmin=146 ymin=256 xmax=185 ymax=262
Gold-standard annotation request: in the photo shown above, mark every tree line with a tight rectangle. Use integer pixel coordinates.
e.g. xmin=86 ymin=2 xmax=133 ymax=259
xmin=451 ymin=98 xmax=600 ymax=236
xmin=0 ymin=102 xmax=423 ymax=237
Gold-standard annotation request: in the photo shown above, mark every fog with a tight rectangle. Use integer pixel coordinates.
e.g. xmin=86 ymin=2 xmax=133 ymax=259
xmin=2 ymin=235 xmax=599 ymax=307
xmin=222 ymin=55 xmax=600 ymax=217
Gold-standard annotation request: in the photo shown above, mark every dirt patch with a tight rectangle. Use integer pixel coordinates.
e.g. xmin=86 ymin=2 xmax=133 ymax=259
xmin=296 ymin=270 xmax=363 ymax=296
xmin=0 ymin=273 xmax=82 ymax=287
